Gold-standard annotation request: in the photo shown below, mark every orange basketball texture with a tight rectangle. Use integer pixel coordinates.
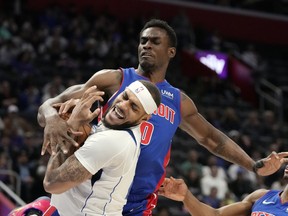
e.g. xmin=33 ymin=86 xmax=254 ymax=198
xmin=59 ymin=112 xmax=91 ymax=146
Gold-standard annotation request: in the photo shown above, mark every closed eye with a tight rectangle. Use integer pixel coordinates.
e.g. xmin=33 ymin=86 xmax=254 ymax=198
xmin=140 ymin=37 xmax=161 ymax=45
xmin=123 ymin=90 xmax=140 ymax=112
xmin=131 ymin=103 xmax=139 ymax=112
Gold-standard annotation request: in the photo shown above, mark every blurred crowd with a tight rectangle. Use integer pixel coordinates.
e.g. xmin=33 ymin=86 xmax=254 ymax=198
xmin=183 ymin=0 xmax=288 ymax=15
xmin=0 ymin=3 xmax=287 ymax=216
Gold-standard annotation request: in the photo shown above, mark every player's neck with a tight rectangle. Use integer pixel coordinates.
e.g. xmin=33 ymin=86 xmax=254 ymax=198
xmin=280 ymin=186 xmax=288 ymax=202
xmin=136 ymin=67 xmax=166 ymax=83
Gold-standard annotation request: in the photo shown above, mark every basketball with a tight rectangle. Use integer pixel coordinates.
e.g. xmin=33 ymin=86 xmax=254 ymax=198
xmin=75 ymin=123 xmax=91 ymax=145
xmin=59 ymin=112 xmax=92 ymax=146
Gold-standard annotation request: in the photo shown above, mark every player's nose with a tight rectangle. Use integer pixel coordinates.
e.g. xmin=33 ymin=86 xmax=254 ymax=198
xmin=118 ymin=100 xmax=129 ymax=112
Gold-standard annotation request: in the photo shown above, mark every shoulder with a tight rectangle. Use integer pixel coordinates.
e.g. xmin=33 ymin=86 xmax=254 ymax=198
xmin=92 ymin=69 xmax=123 ymax=81
xmin=179 ymin=90 xmax=198 ymax=118
xmin=87 ymin=69 xmax=123 ymax=96
xmin=89 ymin=128 xmax=138 ymax=146
xmin=243 ymin=189 xmax=269 ymax=204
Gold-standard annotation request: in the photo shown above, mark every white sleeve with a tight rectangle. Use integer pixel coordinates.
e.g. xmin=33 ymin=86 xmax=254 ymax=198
xmin=74 ymin=130 xmax=133 ymax=175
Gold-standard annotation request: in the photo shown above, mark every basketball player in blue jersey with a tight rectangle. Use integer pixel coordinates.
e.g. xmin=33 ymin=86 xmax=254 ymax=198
xmin=37 ymin=19 xmax=288 ymax=215
xmin=159 ymin=164 xmax=288 ymax=216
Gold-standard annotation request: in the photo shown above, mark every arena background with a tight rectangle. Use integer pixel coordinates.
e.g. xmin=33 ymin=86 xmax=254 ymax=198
xmin=0 ymin=0 xmax=288 ymax=215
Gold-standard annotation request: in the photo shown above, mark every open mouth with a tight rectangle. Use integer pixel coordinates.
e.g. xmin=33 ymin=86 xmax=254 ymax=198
xmin=114 ymin=106 xmax=124 ymax=119
xmin=141 ymin=52 xmax=153 ymax=58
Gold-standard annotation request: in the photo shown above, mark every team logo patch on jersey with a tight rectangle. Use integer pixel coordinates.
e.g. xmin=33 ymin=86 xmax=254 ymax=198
xmin=161 ymin=90 xmax=174 ymax=99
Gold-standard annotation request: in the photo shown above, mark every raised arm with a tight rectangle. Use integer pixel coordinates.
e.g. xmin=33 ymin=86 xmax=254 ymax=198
xmin=159 ymin=177 xmax=267 ymax=216
xmin=179 ymin=91 xmax=288 ymax=176
xmin=43 ymin=87 xmax=105 ymax=194
xmin=38 ymin=69 xmax=122 ymax=155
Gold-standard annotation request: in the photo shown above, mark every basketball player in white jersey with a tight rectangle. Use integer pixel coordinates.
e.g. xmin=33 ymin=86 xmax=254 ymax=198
xmin=43 ymin=80 xmax=161 ymax=215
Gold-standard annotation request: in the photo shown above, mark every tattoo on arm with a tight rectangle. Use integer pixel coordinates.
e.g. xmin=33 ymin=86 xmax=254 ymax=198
xmin=46 ymin=153 xmax=91 ymax=185
xmin=59 ymin=155 xmax=91 ymax=182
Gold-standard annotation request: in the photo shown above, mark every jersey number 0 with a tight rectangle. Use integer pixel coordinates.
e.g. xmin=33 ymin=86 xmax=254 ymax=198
xmin=140 ymin=121 xmax=154 ymax=145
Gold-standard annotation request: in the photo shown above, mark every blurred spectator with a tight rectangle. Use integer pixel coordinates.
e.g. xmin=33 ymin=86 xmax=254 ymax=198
xmin=179 ymin=149 xmax=203 ymax=176
xmin=204 ymin=108 xmax=222 ymax=129
xmin=41 ymin=75 xmax=65 ymax=102
xmin=0 ymin=80 xmax=18 ymax=111
xmin=44 ymin=26 xmax=68 ymax=61
xmin=200 ymin=165 xmax=228 ymax=200
xmin=220 ymin=107 xmax=241 ymax=132
xmin=0 ymin=134 xmax=19 ymax=158
xmin=12 ymin=150 xmax=35 ymax=202
xmin=228 ymin=167 xmax=256 ymax=200
xmin=227 ymin=130 xmax=254 ymax=156
xmin=202 ymin=155 xmax=227 ymax=179
xmin=0 ymin=39 xmax=19 ymax=66
xmin=171 ymin=11 xmax=195 ymax=51
xmin=220 ymin=191 xmax=237 ymax=207
xmin=18 ymin=81 xmax=42 ymax=120
xmin=240 ymin=110 xmax=262 ymax=142
xmin=11 ymin=50 xmax=36 ymax=78
xmin=155 ymin=206 xmax=172 ymax=216
xmin=201 ymin=187 xmax=221 ymax=208
xmin=227 ymin=163 xmax=256 ymax=184
xmin=185 ymin=167 xmax=202 ymax=197
xmin=0 ymin=115 xmax=4 ymax=133
xmin=260 ymin=110 xmax=280 ymax=138
xmin=271 ymin=174 xmax=286 ymax=191
xmin=2 ymin=104 xmax=34 ymax=137
xmin=203 ymin=30 xmax=223 ymax=51
xmin=0 ymin=152 xmax=13 ymax=187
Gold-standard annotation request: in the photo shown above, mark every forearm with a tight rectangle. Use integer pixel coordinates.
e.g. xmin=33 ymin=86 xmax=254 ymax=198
xmin=37 ymin=84 xmax=84 ymax=127
xmin=44 ymin=150 xmax=69 ymax=183
xmin=183 ymin=191 xmax=216 ymax=216
xmin=206 ymin=129 xmax=255 ymax=172
xmin=184 ymin=196 xmax=251 ymax=216
xmin=43 ymin=150 xmax=91 ymax=194
xmin=43 ymin=151 xmax=73 ymax=194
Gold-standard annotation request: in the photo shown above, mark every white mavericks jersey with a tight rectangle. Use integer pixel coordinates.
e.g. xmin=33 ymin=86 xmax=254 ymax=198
xmin=51 ymin=122 xmax=141 ymax=215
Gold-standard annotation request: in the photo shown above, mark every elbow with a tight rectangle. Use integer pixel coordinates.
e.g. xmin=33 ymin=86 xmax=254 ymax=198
xmin=37 ymin=112 xmax=45 ymax=127
xmin=43 ymin=178 xmax=63 ymax=194
xmin=43 ymin=178 xmax=54 ymax=194
xmin=198 ymin=137 xmax=215 ymax=151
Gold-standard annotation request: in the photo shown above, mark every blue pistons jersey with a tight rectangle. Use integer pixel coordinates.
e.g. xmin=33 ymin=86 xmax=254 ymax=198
xmin=107 ymin=68 xmax=181 ymax=214
xmin=252 ymin=190 xmax=288 ymax=215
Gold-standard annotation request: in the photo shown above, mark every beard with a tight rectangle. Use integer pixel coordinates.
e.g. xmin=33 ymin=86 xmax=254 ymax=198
xmin=101 ymin=106 xmax=138 ymax=130
xmin=102 ymin=119 xmax=138 ymax=130
xmin=139 ymin=58 xmax=155 ymax=73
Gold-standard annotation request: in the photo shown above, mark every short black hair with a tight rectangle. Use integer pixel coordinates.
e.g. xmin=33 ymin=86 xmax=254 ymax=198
xmin=139 ymin=80 xmax=161 ymax=108
xmin=140 ymin=19 xmax=177 ymax=48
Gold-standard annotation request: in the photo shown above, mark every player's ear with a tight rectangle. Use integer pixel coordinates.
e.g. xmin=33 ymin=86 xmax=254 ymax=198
xmin=142 ymin=114 xmax=151 ymax=121
xmin=168 ymin=47 xmax=176 ymax=58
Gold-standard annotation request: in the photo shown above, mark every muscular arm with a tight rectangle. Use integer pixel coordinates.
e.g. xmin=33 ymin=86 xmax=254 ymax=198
xmin=178 ymin=92 xmax=288 ymax=175
xmin=183 ymin=188 xmax=267 ymax=216
xmin=38 ymin=69 xmax=122 ymax=155
xmin=38 ymin=69 xmax=122 ymax=127
xmin=159 ymin=177 xmax=267 ymax=216
xmin=43 ymin=150 xmax=92 ymax=194
xmin=179 ymin=92 xmax=255 ymax=172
